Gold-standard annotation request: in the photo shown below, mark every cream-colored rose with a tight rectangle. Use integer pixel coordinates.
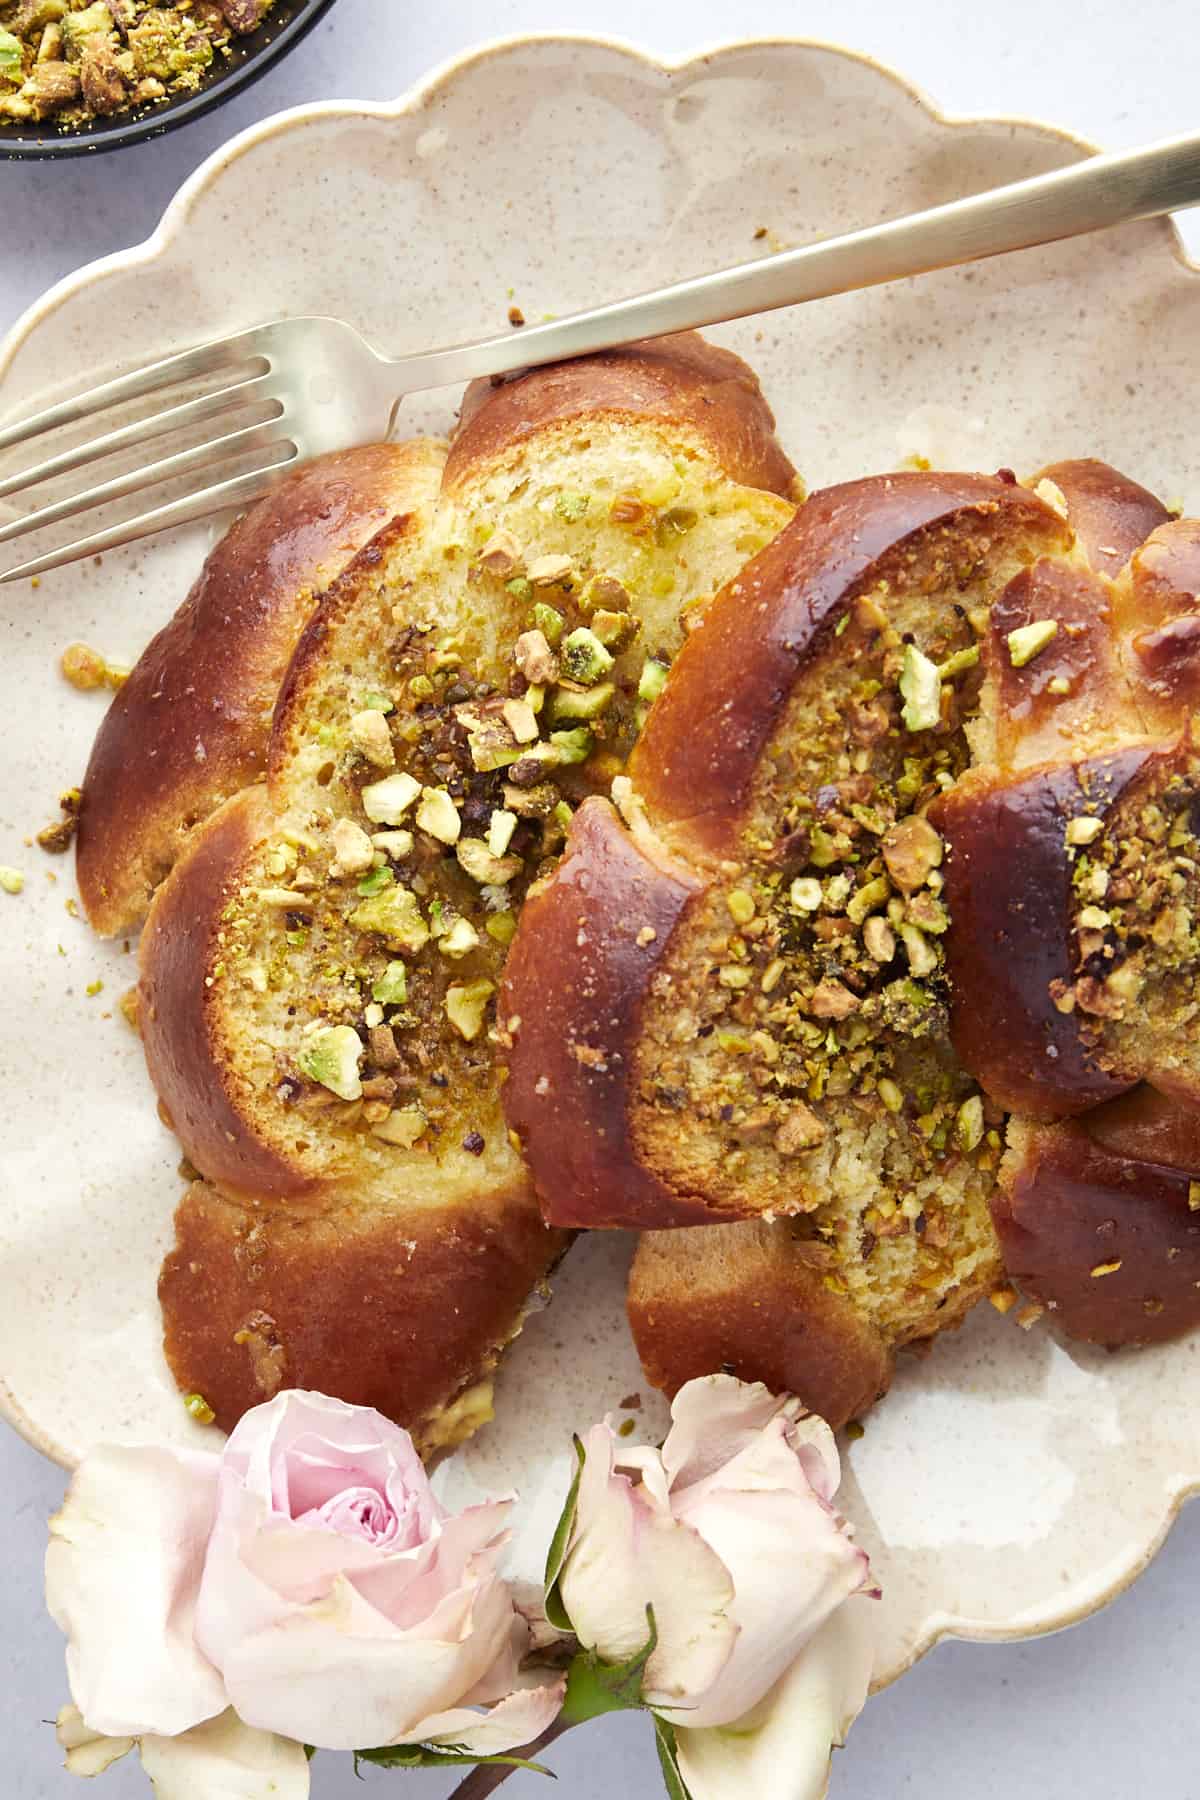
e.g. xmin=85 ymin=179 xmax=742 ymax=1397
xmin=46 ymin=1390 xmax=563 ymax=1763
xmin=558 ymin=1374 xmax=875 ymax=1782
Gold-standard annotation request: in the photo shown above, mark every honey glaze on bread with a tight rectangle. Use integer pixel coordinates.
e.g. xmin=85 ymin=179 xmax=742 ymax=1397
xmin=506 ymin=459 xmax=1200 ymax=1419
xmin=133 ymin=335 xmax=797 ymax=1445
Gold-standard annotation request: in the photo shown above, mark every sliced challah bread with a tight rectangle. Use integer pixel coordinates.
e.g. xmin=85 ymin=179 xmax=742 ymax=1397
xmin=127 ymin=335 xmax=796 ymax=1446
xmin=502 ymin=461 xmax=1200 ymax=1422
xmin=78 ymin=443 xmax=443 ymax=936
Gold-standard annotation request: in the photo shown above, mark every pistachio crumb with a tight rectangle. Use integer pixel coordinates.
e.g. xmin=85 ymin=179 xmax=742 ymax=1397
xmin=1007 ymin=619 xmax=1059 ymax=668
xmin=1090 ymin=1260 xmax=1123 ymax=1278
xmin=1065 ymin=815 xmax=1104 ymax=847
xmin=183 ymin=1393 xmax=216 ymax=1425
xmin=898 ymin=644 xmax=942 ymax=731
xmin=989 ymin=1286 xmax=1019 ymax=1315
xmin=0 ymin=866 xmax=24 ymax=895
xmin=726 ymin=889 xmax=755 ymax=925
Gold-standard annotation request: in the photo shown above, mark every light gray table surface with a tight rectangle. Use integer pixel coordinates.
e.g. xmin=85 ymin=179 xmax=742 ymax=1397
xmin=4 ymin=2 xmax=1198 ymax=1796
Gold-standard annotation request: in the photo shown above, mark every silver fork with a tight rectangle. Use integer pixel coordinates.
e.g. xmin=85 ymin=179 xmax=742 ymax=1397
xmin=3 ymin=126 xmax=1200 ymax=586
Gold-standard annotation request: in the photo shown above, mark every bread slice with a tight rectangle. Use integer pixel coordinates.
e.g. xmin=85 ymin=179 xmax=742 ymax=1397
xmin=504 ymin=461 xmax=1200 ymax=1419
xmin=137 ymin=335 xmax=796 ymax=1446
xmin=78 ymin=443 xmax=443 ymax=936
xmin=996 ymin=1086 xmax=1200 ymax=1346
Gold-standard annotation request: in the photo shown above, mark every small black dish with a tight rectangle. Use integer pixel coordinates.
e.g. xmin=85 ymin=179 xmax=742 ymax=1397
xmin=0 ymin=0 xmax=337 ymax=160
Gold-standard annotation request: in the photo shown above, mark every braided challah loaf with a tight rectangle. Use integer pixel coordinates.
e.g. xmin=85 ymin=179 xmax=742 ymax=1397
xmin=502 ymin=458 xmax=1200 ymax=1424
xmin=89 ymin=335 xmax=796 ymax=1448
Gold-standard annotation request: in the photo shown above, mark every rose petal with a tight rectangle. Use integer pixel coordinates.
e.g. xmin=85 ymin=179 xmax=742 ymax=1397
xmin=138 ymin=1709 xmax=310 ymax=1800
xmin=55 ymin=1704 xmax=135 ymax=1777
xmin=658 ymin=1476 xmax=872 ymax=1728
xmin=221 ymin=1571 xmax=519 ymax=1750
xmin=674 ymin=1603 xmax=874 ymax=1800
xmin=46 ymin=1445 xmax=227 ymax=1738
xmin=659 ymin=1376 xmax=803 ymax=1495
xmin=403 ymin=1678 xmax=566 ymax=1754
xmin=349 ymin=1500 xmax=512 ymax=1631
xmin=558 ymin=1425 xmax=737 ymax=1710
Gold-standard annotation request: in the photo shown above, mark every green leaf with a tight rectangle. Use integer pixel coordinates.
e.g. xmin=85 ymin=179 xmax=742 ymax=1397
xmin=543 ymin=1434 xmax=586 ymax=1632
xmin=653 ymin=1718 xmax=694 ymax=1800
xmin=560 ymin=1606 xmax=659 ymax=1726
xmin=303 ymin=1745 xmax=317 ymax=1763
xmin=354 ymin=1744 xmax=552 ymax=1775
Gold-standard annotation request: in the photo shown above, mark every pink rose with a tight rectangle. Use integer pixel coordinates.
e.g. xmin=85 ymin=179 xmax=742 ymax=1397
xmin=46 ymin=1390 xmax=563 ymax=1761
xmin=557 ymin=1376 xmax=875 ymax=1799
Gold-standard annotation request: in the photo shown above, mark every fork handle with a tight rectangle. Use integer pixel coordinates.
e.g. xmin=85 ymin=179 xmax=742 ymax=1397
xmin=394 ymin=128 xmax=1200 ymax=391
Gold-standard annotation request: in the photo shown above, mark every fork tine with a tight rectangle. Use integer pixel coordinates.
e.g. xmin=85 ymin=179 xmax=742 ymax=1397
xmin=0 ymin=416 xmax=290 ymax=548
xmin=0 ymin=334 xmax=269 ymax=458
xmin=0 ymin=366 xmax=277 ymax=503
xmin=0 ymin=443 xmax=299 ymax=585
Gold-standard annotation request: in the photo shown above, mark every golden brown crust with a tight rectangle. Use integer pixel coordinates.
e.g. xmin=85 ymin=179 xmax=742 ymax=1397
xmin=444 ymin=332 xmax=797 ymax=500
xmin=1036 ymin=458 xmax=1170 ymax=579
xmin=996 ymin=1094 xmax=1200 ymax=1346
xmin=931 ymin=749 xmax=1154 ymax=1118
xmin=137 ymin=786 xmax=324 ymax=1203
xmin=159 ymin=1177 xmax=559 ymax=1448
xmin=627 ymin=1223 xmax=893 ymax=1431
xmin=986 ymin=559 xmax=1120 ymax=770
xmin=1122 ymin=518 xmax=1200 ymax=731
xmin=78 ymin=444 xmax=440 ymax=937
xmin=631 ymin=473 xmax=1069 ymax=860
xmin=501 ymin=797 xmax=716 ymax=1228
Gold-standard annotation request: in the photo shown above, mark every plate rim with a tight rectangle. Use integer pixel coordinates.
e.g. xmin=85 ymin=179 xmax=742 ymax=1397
xmin=2 ymin=30 xmax=1197 ymax=1686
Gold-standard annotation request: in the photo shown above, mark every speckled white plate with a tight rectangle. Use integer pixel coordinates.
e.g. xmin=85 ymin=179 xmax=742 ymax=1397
xmin=1 ymin=34 xmax=1198 ymax=1693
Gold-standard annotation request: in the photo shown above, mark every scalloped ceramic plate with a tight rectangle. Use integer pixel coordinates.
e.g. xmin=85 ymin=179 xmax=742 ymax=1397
xmin=2 ymin=34 xmax=1198 ymax=1693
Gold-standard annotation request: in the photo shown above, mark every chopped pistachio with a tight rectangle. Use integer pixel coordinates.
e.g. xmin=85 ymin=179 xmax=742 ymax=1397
xmin=877 ymin=1077 xmax=904 ymax=1114
xmin=553 ymin=800 xmax=574 ymax=831
xmin=329 ymin=817 xmax=375 ymax=878
xmin=846 ymin=875 xmax=890 ymax=925
xmin=716 ymin=1029 xmax=753 ymax=1054
xmin=719 ymin=965 xmax=752 ymax=989
xmin=1188 ymin=1180 xmax=1200 ymax=1212
xmin=350 ymin=886 xmax=429 ymax=953
xmin=900 ymin=922 xmax=938 ymax=978
xmin=479 ymin=527 xmax=522 ymax=576
xmin=501 ymin=697 xmax=539 ymax=743
xmin=356 ymin=865 xmax=394 ymax=897
xmin=524 ymin=683 xmax=546 ymax=714
xmin=446 ymin=978 xmax=495 ymax=1041
xmin=1065 ymin=815 xmax=1104 ymax=847
xmin=416 ymin=786 xmax=461 ymax=845
xmin=256 ymin=887 xmax=316 ymax=910
xmin=862 ymin=915 xmax=896 ymax=962
xmin=938 ymin=644 xmax=980 ymax=681
xmin=358 ymin=691 xmax=394 ymax=713
xmin=761 ymin=958 xmax=786 ymax=994
xmin=372 ymin=1105 xmax=428 ymax=1147
xmin=546 ymin=727 xmax=592 ymax=766
xmin=505 ymin=576 xmax=534 ymax=605
xmin=514 ymin=627 xmax=560 ymax=683
xmin=488 ymin=810 xmax=518 ymax=857
xmin=1090 ymin=1260 xmax=1123 ymax=1278
xmin=183 ymin=1393 xmax=215 ymax=1425
xmin=823 ymin=873 xmax=852 ymax=910
xmin=1077 ymin=905 xmax=1111 ymax=930
xmin=956 ymin=1094 xmax=985 ymax=1152
xmin=85 ymin=978 xmax=104 ymax=997
xmin=298 ymin=1024 xmax=363 ymax=1101
xmin=348 ymin=709 xmax=395 ymax=769
xmin=439 ymin=916 xmax=481 ymax=959
xmin=726 ymin=889 xmax=756 ymax=925
xmin=457 ymin=838 xmax=522 ymax=884
xmin=372 ymin=961 xmax=409 ymax=1005
xmin=790 ymin=877 xmax=822 ymax=911
xmin=898 ymin=644 xmax=942 ymax=732
xmin=528 ymin=554 xmax=574 ymax=588
xmin=486 ymin=910 xmax=519 ymax=946
xmin=0 ymin=866 xmax=24 ymax=895
xmin=363 ymin=1003 xmax=384 ymax=1029
xmin=1047 ymin=675 xmax=1072 ymax=696
xmin=590 ymin=609 xmax=638 ymax=651
xmin=637 ymin=658 xmax=669 ymax=704
xmin=548 ymin=680 xmax=615 ymax=722
xmin=560 ymin=627 xmax=615 ymax=686
xmin=1007 ymin=619 xmax=1059 ymax=667
xmin=883 ymin=816 xmax=943 ymax=891
xmin=459 ymin=709 xmax=523 ymax=772
xmin=553 ymin=490 xmax=590 ymax=521
xmin=371 ymin=829 xmax=414 ymax=860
